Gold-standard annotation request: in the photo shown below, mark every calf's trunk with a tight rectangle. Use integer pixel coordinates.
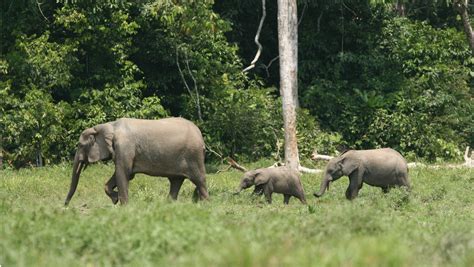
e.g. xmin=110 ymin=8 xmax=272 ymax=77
xmin=314 ymin=176 xmax=330 ymax=197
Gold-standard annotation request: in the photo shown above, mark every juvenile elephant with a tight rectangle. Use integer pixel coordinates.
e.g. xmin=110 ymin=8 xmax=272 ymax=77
xmin=314 ymin=148 xmax=410 ymax=200
xmin=235 ymin=167 xmax=307 ymax=204
xmin=64 ymin=118 xmax=209 ymax=205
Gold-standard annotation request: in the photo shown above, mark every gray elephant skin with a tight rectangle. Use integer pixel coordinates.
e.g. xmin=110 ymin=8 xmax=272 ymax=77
xmin=65 ymin=117 xmax=209 ymax=205
xmin=235 ymin=166 xmax=307 ymax=204
xmin=314 ymin=148 xmax=410 ymax=200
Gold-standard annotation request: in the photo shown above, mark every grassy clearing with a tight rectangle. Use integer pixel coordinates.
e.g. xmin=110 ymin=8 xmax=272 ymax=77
xmin=1 ymin=161 xmax=473 ymax=266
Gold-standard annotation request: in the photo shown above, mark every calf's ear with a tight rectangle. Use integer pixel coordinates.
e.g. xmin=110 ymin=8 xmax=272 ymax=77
xmin=254 ymin=171 xmax=270 ymax=186
xmin=340 ymin=157 xmax=359 ymax=176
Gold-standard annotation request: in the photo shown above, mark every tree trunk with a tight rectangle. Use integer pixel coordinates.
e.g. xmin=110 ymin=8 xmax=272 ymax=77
xmin=455 ymin=0 xmax=474 ymax=54
xmin=277 ymin=0 xmax=299 ymax=170
xmin=36 ymin=145 xmax=43 ymax=167
xmin=395 ymin=0 xmax=405 ymax=17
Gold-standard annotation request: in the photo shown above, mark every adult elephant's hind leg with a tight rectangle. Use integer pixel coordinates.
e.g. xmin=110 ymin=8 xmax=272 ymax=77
xmin=168 ymin=176 xmax=185 ymax=200
xmin=189 ymin=175 xmax=209 ymax=202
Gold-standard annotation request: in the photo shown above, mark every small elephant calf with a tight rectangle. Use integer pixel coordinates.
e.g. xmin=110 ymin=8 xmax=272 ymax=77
xmin=235 ymin=166 xmax=307 ymax=204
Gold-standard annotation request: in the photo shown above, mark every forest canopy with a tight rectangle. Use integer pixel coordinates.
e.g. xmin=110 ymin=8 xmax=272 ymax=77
xmin=1 ymin=0 xmax=473 ymax=168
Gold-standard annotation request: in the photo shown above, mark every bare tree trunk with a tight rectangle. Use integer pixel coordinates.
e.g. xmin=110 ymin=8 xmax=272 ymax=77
xmin=395 ymin=0 xmax=405 ymax=17
xmin=36 ymin=145 xmax=43 ymax=167
xmin=277 ymin=0 xmax=299 ymax=170
xmin=454 ymin=0 xmax=474 ymax=54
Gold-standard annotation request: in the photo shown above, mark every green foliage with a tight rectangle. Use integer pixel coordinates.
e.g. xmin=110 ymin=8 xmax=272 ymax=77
xmin=299 ymin=13 xmax=472 ymax=162
xmin=1 ymin=1 xmax=472 ymax=167
xmin=362 ymin=18 xmax=473 ymax=161
xmin=136 ymin=0 xmax=246 ymax=115
xmin=202 ymin=86 xmax=282 ymax=160
xmin=1 ymin=1 xmax=170 ymax=167
xmin=1 ymin=31 xmax=76 ymax=166
xmin=6 ymin=32 xmax=77 ymax=93
xmin=1 ymin=164 xmax=473 ymax=266
xmin=296 ymin=109 xmax=342 ymax=159
xmin=1 ymin=88 xmax=68 ymax=167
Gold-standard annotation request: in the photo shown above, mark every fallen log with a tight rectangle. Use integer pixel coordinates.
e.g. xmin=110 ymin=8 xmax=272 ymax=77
xmin=310 ymin=150 xmax=334 ymax=161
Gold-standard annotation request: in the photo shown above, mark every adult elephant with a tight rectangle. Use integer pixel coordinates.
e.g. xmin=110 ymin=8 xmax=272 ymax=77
xmin=64 ymin=117 xmax=209 ymax=205
xmin=314 ymin=148 xmax=410 ymax=200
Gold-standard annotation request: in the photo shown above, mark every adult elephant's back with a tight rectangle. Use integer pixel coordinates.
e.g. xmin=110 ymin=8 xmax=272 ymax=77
xmin=113 ymin=118 xmax=206 ymax=178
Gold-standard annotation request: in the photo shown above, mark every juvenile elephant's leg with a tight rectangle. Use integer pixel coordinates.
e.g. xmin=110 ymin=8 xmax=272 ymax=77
xmin=104 ymin=175 xmax=119 ymax=204
xmin=400 ymin=175 xmax=411 ymax=192
xmin=346 ymin=171 xmax=363 ymax=200
xmin=382 ymin=186 xmax=391 ymax=193
xmin=295 ymin=182 xmax=307 ymax=204
xmin=252 ymin=185 xmax=264 ymax=196
xmin=345 ymin=185 xmax=360 ymax=200
xmin=263 ymin=185 xmax=273 ymax=204
xmin=192 ymin=188 xmax=198 ymax=202
xmin=283 ymin=194 xmax=291 ymax=204
xmin=296 ymin=193 xmax=307 ymax=204
xmin=168 ymin=177 xmax=185 ymax=200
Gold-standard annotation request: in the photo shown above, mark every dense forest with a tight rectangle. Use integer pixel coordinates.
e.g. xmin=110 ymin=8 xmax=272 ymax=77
xmin=1 ymin=0 xmax=473 ymax=168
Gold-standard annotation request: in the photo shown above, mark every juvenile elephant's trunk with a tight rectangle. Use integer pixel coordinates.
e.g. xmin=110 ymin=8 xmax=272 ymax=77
xmin=314 ymin=176 xmax=331 ymax=198
xmin=64 ymin=152 xmax=84 ymax=205
xmin=233 ymin=185 xmax=244 ymax=195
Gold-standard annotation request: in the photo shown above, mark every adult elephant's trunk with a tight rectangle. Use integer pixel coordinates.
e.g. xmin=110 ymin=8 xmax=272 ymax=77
xmin=64 ymin=152 xmax=84 ymax=206
xmin=314 ymin=175 xmax=331 ymax=198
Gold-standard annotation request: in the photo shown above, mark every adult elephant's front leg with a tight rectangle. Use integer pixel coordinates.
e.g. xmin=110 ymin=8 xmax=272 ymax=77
xmin=104 ymin=174 xmax=119 ymax=204
xmin=114 ymin=157 xmax=133 ymax=205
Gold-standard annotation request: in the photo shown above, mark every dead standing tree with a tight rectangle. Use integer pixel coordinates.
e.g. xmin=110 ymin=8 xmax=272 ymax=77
xmin=278 ymin=0 xmax=300 ymax=171
xmin=238 ymin=0 xmax=319 ymax=174
xmin=454 ymin=0 xmax=474 ymax=54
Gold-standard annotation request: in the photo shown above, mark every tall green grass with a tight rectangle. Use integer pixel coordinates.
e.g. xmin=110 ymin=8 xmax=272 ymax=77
xmin=1 ymin=162 xmax=473 ymax=266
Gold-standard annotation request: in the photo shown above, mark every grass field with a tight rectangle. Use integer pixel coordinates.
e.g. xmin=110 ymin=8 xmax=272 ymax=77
xmin=1 ymin=160 xmax=473 ymax=266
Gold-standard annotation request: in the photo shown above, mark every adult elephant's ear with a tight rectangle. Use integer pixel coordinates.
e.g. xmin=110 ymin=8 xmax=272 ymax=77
xmin=88 ymin=123 xmax=115 ymax=163
xmin=254 ymin=171 xmax=270 ymax=186
xmin=78 ymin=128 xmax=97 ymax=161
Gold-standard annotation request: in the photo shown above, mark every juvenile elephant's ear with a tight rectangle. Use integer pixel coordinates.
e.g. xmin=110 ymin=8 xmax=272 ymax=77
xmin=254 ymin=171 xmax=270 ymax=186
xmin=340 ymin=157 xmax=359 ymax=176
xmin=87 ymin=123 xmax=115 ymax=163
